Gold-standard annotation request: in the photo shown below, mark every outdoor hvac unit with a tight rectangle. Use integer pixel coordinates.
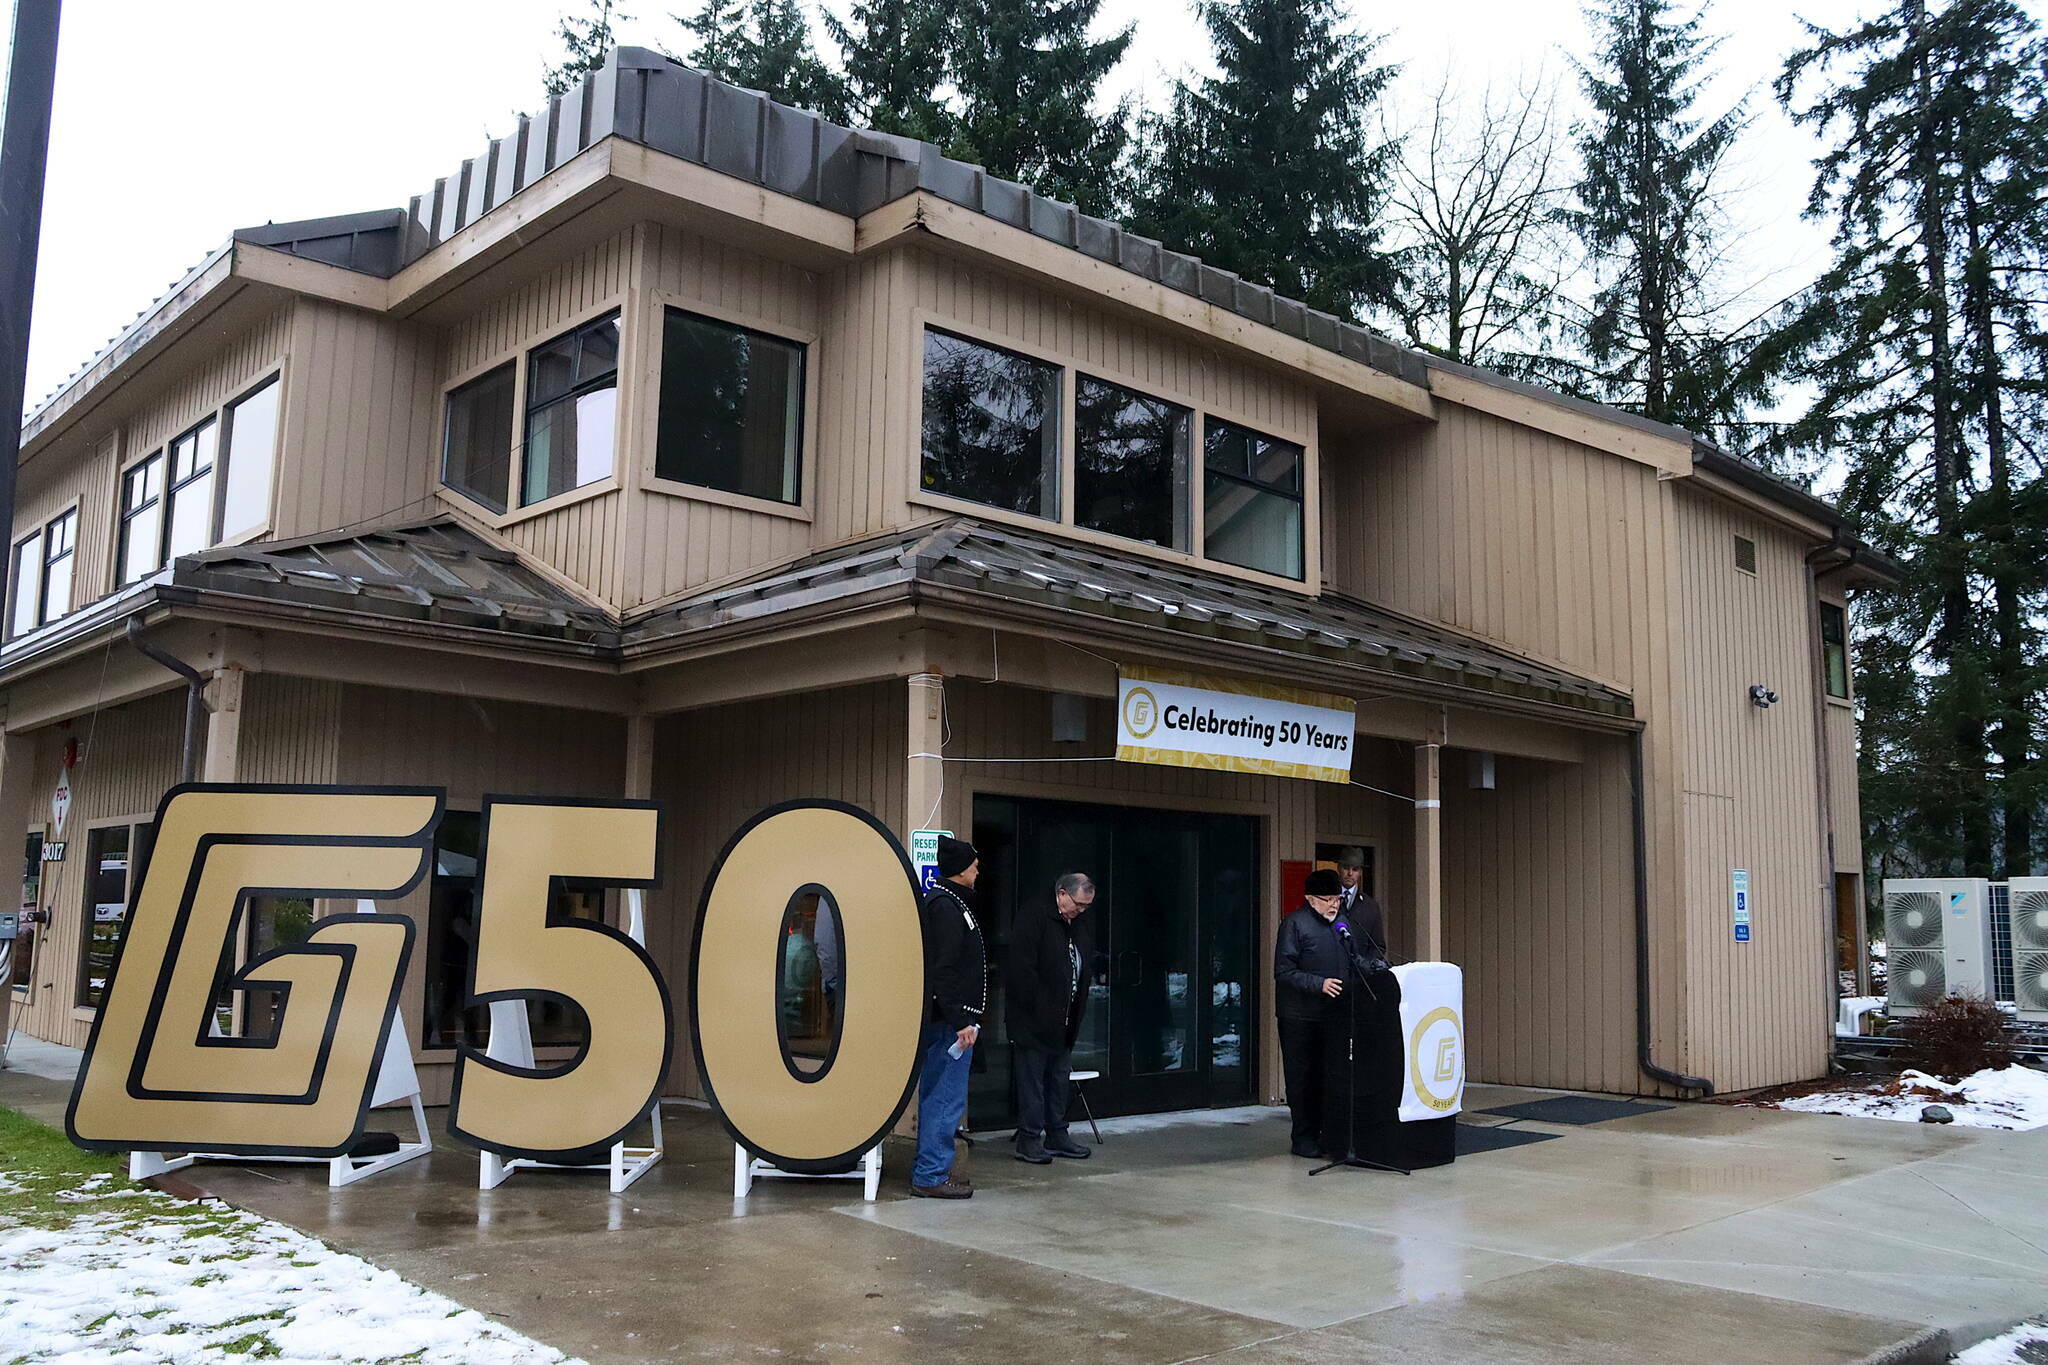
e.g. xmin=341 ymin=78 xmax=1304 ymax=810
xmin=1883 ymin=878 xmax=1996 ymax=1014
xmin=2010 ymin=877 xmax=2048 ymax=1024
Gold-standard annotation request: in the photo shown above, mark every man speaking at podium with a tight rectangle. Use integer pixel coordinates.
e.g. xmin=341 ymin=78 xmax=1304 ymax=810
xmin=1274 ymin=868 xmax=1354 ymax=1157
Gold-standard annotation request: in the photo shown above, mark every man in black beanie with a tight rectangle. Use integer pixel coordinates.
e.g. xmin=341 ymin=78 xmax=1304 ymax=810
xmin=910 ymin=835 xmax=986 ymax=1198
xmin=1273 ymin=868 xmax=1350 ymax=1157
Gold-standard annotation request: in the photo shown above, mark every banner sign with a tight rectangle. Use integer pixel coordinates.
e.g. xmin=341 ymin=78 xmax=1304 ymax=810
xmin=68 ymin=785 xmax=925 ymax=1179
xmin=910 ymin=828 xmax=950 ymax=893
xmin=1115 ymin=665 xmax=1355 ymax=784
xmin=1393 ymin=962 xmax=1464 ymax=1121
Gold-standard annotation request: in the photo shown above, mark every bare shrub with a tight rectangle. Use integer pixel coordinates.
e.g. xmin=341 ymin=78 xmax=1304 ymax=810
xmin=1897 ymin=994 xmax=2018 ymax=1078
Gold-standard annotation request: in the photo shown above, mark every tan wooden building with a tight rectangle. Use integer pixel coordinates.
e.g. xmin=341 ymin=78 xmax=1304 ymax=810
xmin=0 ymin=49 xmax=1892 ymax=1116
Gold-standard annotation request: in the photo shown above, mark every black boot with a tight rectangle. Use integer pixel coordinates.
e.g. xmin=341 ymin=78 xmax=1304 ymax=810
xmin=1014 ymin=1131 xmax=1053 ymax=1164
xmin=1044 ymin=1130 xmax=1091 ymax=1160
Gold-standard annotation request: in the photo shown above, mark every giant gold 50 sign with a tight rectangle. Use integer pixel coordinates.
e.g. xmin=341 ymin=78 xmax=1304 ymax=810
xmin=66 ymin=786 xmax=924 ymax=1175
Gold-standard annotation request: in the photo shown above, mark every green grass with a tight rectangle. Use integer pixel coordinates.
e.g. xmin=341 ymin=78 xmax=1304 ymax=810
xmin=0 ymin=1105 xmax=158 ymax=1230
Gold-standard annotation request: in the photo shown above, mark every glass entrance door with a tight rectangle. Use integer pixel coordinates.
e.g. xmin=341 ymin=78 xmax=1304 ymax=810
xmin=968 ymin=795 xmax=1257 ymax=1128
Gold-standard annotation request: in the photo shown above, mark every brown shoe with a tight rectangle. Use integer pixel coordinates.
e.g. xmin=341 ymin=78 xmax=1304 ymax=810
xmin=909 ymin=1178 xmax=974 ymax=1199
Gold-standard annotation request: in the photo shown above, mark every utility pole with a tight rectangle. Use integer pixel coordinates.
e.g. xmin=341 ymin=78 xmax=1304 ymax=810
xmin=0 ymin=0 xmax=63 ymax=616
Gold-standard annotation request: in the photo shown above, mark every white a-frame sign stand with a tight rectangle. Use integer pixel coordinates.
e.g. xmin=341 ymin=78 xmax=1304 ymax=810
xmin=477 ymin=889 xmax=663 ymax=1194
xmin=131 ymin=901 xmax=433 ymax=1188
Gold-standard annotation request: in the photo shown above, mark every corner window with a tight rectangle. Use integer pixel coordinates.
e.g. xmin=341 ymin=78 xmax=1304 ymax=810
xmin=442 ymin=363 xmax=516 ymax=514
xmin=522 ymin=313 xmax=620 ymax=507
xmin=80 ymin=821 xmax=150 ymax=1010
xmin=118 ymin=454 xmax=166 ymax=586
xmin=219 ymin=376 xmax=281 ymax=542
xmin=921 ymin=329 xmax=1061 ymax=519
xmin=8 ymin=507 xmax=77 ymax=639
xmin=656 ymin=308 xmax=805 ymax=504
xmin=1203 ymin=419 xmax=1304 ymax=579
xmin=1076 ymin=375 xmax=1191 ymax=550
xmin=1821 ymin=602 xmax=1850 ymax=699
xmin=165 ymin=418 xmax=219 ymax=561
xmin=423 ymin=811 xmax=605 ymax=1049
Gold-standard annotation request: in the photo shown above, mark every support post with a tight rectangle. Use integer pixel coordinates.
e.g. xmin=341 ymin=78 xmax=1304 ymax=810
xmin=201 ymin=666 xmax=245 ymax=783
xmin=1414 ymin=742 xmax=1443 ymax=962
xmin=907 ymin=673 xmax=945 ymax=838
xmin=623 ymin=713 xmax=655 ymax=801
xmin=0 ymin=730 xmax=35 ymax=1057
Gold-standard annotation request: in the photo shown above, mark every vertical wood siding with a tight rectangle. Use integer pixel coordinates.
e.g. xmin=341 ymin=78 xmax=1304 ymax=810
xmin=274 ymin=302 xmax=438 ymax=541
xmin=238 ymin=675 xmax=343 ymax=785
xmin=1673 ymin=488 xmax=1831 ymax=1091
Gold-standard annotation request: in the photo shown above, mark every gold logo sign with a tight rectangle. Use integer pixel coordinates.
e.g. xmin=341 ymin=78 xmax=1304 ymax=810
xmin=1122 ymin=687 xmax=1159 ymax=738
xmin=1407 ymin=1005 xmax=1463 ymax=1113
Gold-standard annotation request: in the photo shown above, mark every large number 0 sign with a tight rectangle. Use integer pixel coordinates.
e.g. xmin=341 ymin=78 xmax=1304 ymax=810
xmin=67 ymin=786 xmax=928 ymax=1178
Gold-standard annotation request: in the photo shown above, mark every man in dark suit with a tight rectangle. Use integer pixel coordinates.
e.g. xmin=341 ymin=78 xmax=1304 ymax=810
xmin=1005 ymin=872 xmax=1096 ymax=1164
xmin=1274 ymin=868 xmax=1350 ymax=1157
xmin=1335 ymin=847 xmax=1388 ymax=958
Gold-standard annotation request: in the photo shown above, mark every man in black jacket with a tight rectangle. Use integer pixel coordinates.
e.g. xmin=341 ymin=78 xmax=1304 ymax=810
xmin=1005 ymin=872 xmax=1096 ymax=1165
xmin=911 ymin=835 xmax=986 ymax=1199
xmin=1274 ymin=868 xmax=1351 ymax=1157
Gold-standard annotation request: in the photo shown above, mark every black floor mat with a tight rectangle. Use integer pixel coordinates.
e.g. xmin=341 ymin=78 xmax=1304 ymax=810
xmin=1454 ymin=1123 xmax=1559 ymax=1155
xmin=1477 ymin=1096 xmax=1675 ymax=1125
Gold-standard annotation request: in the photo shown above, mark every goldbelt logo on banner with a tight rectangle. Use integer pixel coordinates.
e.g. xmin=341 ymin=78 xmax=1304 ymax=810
xmin=66 ymin=785 xmax=926 ymax=1186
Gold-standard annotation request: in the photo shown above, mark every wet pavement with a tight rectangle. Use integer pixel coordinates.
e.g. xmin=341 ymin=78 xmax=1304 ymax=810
xmin=5 ymin=1041 xmax=2043 ymax=1365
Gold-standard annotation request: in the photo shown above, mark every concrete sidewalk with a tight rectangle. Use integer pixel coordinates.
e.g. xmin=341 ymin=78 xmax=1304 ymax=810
xmin=5 ymin=1043 xmax=2042 ymax=1365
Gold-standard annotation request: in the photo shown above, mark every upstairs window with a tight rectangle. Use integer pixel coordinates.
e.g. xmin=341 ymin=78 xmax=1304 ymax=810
xmin=1821 ymin=602 xmax=1850 ymax=699
xmin=1076 ymin=375 xmax=1191 ymax=551
xmin=164 ymin=417 xmax=218 ymax=560
xmin=8 ymin=507 xmax=77 ymax=639
xmin=442 ymin=364 xmax=516 ymax=514
xmin=522 ymin=313 xmax=620 ymax=507
xmin=656 ymin=308 xmax=804 ymax=505
xmin=1203 ymin=420 xmax=1304 ymax=580
xmin=118 ymin=454 xmax=166 ymax=586
xmin=921 ymin=329 xmax=1061 ymax=519
xmin=219 ymin=376 xmax=281 ymax=542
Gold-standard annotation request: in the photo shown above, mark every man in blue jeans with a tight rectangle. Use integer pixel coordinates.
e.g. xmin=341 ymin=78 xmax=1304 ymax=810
xmin=911 ymin=835 xmax=986 ymax=1198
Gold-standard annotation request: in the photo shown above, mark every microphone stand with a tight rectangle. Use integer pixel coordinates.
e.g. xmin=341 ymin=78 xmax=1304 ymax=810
xmin=1310 ymin=921 xmax=1409 ymax=1178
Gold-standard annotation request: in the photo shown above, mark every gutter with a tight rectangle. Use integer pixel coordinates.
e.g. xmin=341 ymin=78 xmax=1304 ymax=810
xmin=124 ymin=617 xmax=205 ymax=784
xmin=1633 ymin=730 xmax=1713 ymax=1096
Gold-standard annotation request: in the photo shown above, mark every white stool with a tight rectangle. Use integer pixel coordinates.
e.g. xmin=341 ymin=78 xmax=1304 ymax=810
xmin=1068 ymin=1070 xmax=1103 ymax=1144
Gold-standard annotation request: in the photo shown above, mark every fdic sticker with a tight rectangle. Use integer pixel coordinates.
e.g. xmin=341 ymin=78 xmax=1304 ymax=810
xmin=67 ymin=785 xmax=924 ymax=1176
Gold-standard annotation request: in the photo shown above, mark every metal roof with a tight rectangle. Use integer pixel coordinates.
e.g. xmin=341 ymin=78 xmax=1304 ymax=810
xmin=630 ymin=518 xmax=1633 ymax=716
xmin=174 ymin=521 xmax=618 ymax=646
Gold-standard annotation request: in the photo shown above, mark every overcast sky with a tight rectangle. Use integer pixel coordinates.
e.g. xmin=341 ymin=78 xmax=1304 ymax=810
xmin=15 ymin=0 xmax=1987 ymax=413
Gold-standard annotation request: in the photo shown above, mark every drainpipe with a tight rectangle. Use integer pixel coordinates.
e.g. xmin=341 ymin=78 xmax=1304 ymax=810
xmin=1633 ymin=730 xmax=1713 ymax=1096
xmin=125 ymin=617 xmax=205 ymax=785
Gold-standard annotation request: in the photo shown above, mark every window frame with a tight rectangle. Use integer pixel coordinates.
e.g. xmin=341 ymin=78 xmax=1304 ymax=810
xmin=433 ymin=297 xmax=626 ymax=527
xmin=75 ymin=814 xmax=150 ymax=1015
xmin=908 ymin=312 xmax=1320 ymax=591
xmin=918 ymin=326 xmax=1067 ymax=524
xmin=8 ymin=500 xmax=82 ymax=640
xmin=116 ymin=449 xmax=168 ymax=588
xmin=217 ymin=372 xmax=284 ymax=544
xmin=519 ymin=309 xmax=624 ymax=511
xmin=1200 ymin=416 xmax=1307 ymax=580
xmin=12 ymin=829 xmax=44 ymax=999
xmin=440 ymin=360 xmax=519 ymax=515
xmin=1820 ymin=600 xmax=1853 ymax=703
xmin=644 ymin=295 xmax=817 ymax=521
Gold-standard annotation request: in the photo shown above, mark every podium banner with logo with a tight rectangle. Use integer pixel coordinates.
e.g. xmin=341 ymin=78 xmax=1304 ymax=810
xmin=1392 ymin=962 xmax=1464 ymax=1121
xmin=1115 ymin=665 xmax=1355 ymax=783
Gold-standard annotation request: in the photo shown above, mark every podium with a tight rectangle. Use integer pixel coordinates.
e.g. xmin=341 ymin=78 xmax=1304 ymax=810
xmin=1317 ymin=962 xmax=1463 ymax=1173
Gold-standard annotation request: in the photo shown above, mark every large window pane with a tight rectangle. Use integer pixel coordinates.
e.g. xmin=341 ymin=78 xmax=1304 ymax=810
xmin=81 ymin=825 xmax=134 ymax=1010
xmin=236 ymin=896 xmax=316 ymax=1039
xmin=1203 ymin=419 xmax=1304 ymax=579
xmin=165 ymin=419 xmax=217 ymax=559
xmin=921 ymin=329 xmax=1061 ymax=518
xmin=1076 ymin=375 xmax=1190 ymax=549
xmin=40 ymin=511 xmax=73 ymax=624
xmin=656 ymin=309 xmax=804 ymax=504
xmin=442 ymin=364 xmax=515 ymax=513
xmin=9 ymin=533 xmax=38 ymax=638
xmin=119 ymin=455 xmax=166 ymax=585
xmin=11 ymin=833 xmax=42 ymax=993
xmin=520 ymin=314 xmax=620 ymax=508
xmin=220 ymin=376 xmax=281 ymax=540
xmin=424 ymin=811 xmax=604 ymax=1049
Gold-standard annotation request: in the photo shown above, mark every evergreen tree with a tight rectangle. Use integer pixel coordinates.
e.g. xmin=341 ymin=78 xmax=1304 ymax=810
xmin=1128 ymin=0 xmax=1402 ymax=321
xmin=1566 ymin=0 xmax=1754 ymax=436
xmin=681 ymin=0 xmax=850 ymax=120
xmin=544 ymin=0 xmax=630 ymax=96
xmin=823 ymin=0 xmax=955 ymax=141
xmin=945 ymin=0 xmax=1134 ymax=217
xmin=1777 ymin=0 xmax=2048 ymax=879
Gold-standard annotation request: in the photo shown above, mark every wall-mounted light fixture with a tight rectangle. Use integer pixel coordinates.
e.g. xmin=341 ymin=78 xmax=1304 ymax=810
xmin=1748 ymin=685 xmax=1780 ymax=708
xmin=1050 ymin=693 xmax=1089 ymax=743
xmin=1468 ymin=750 xmax=1497 ymax=790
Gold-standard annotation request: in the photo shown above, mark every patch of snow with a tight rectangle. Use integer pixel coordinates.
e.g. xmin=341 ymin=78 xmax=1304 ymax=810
xmin=1768 ymin=1066 xmax=2048 ymax=1131
xmin=1955 ymin=1319 xmax=2048 ymax=1365
xmin=0 ymin=1183 xmax=584 ymax=1365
